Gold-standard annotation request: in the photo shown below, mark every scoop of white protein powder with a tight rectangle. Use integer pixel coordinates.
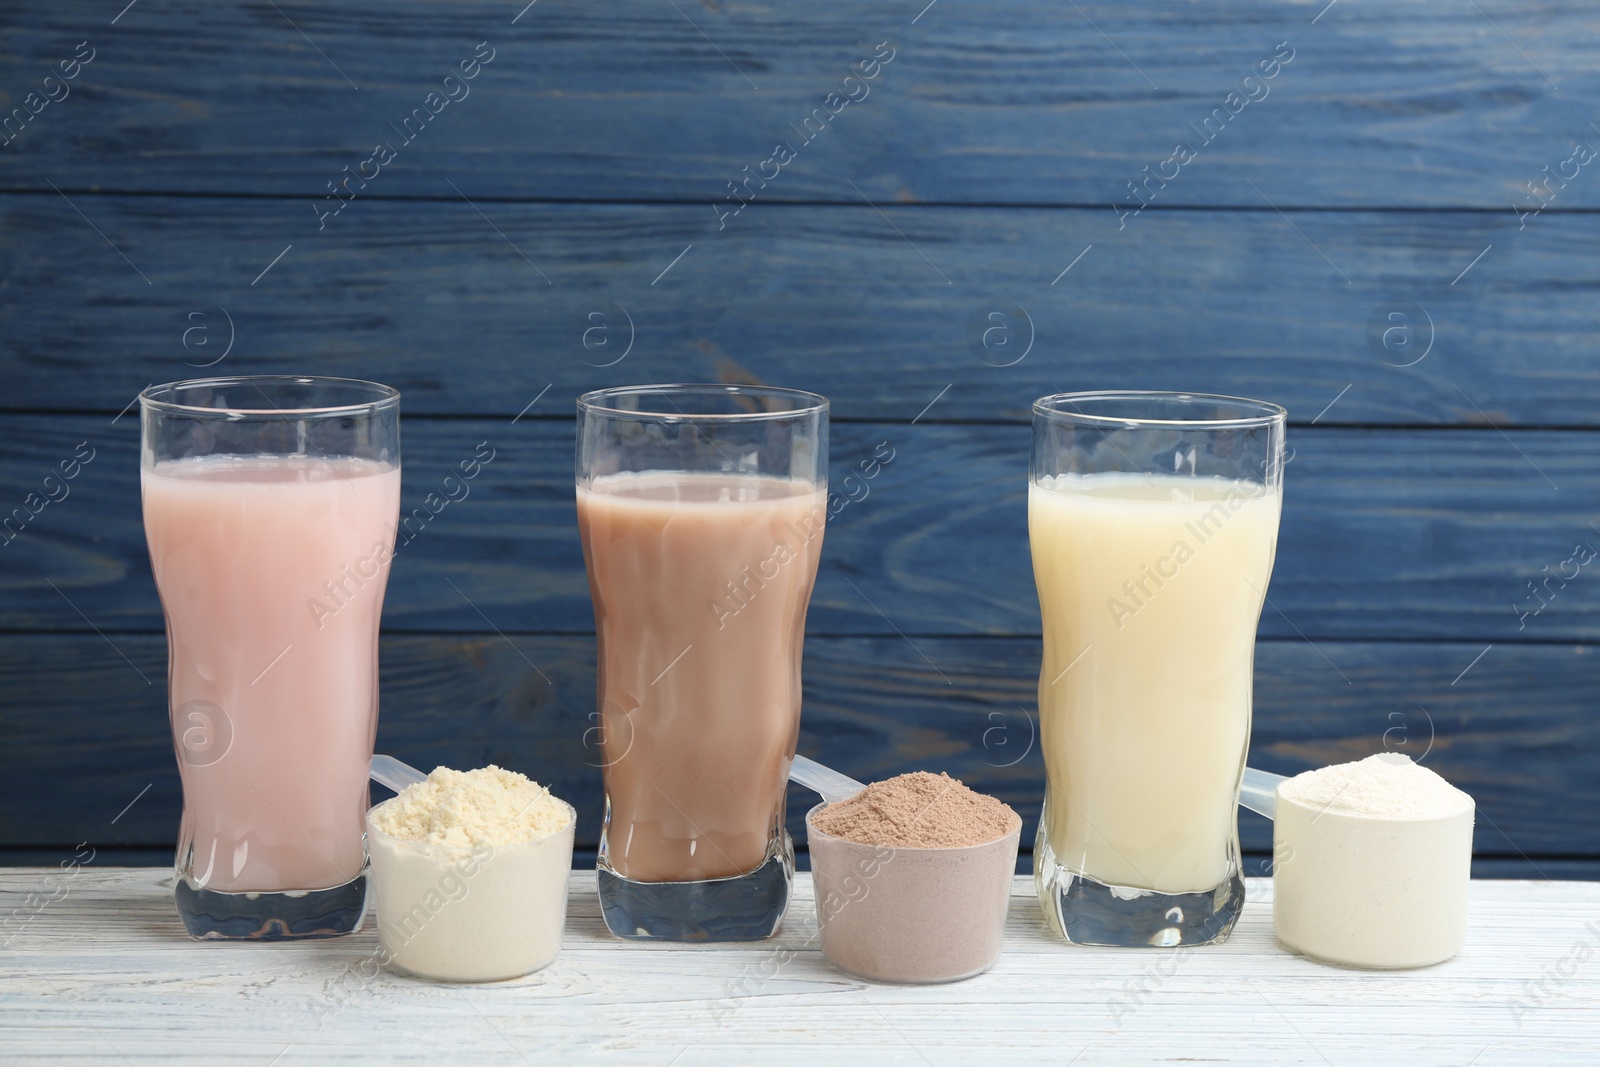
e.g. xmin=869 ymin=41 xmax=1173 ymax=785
xmin=1272 ymin=753 xmax=1474 ymax=969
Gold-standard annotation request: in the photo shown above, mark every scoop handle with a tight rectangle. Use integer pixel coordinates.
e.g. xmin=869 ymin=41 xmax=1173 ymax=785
xmin=789 ymin=754 xmax=867 ymax=807
xmin=370 ymin=753 xmax=428 ymax=794
xmin=1240 ymin=766 xmax=1287 ymax=820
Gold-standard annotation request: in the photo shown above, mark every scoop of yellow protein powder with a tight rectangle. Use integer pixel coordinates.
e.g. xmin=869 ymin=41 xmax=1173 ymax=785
xmin=1246 ymin=753 xmax=1475 ymax=969
xmin=367 ymin=756 xmax=577 ymax=982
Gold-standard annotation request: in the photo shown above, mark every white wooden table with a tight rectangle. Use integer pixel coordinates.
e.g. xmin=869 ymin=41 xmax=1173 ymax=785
xmin=2 ymin=869 xmax=1595 ymax=1065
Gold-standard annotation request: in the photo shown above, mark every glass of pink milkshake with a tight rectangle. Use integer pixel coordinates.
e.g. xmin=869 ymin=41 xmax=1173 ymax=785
xmin=576 ymin=384 xmax=828 ymax=940
xmin=140 ymin=376 xmax=401 ymax=940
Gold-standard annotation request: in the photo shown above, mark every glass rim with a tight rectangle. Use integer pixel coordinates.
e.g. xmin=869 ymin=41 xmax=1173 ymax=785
xmin=139 ymin=375 xmax=400 ymax=418
xmin=1033 ymin=390 xmax=1287 ymax=430
xmin=803 ymin=800 xmax=1022 ymax=854
xmin=577 ymin=383 xmax=828 ymax=421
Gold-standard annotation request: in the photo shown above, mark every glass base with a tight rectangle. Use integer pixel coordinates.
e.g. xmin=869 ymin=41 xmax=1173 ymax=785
xmin=174 ymin=869 xmax=369 ymax=941
xmin=596 ymin=833 xmax=793 ymax=942
xmin=1034 ymin=837 xmax=1244 ymax=947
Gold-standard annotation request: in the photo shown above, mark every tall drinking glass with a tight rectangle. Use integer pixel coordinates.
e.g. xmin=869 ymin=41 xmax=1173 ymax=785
xmin=1030 ymin=391 xmax=1285 ymax=946
xmin=140 ymin=376 xmax=401 ymax=940
xmin=576 ymin=384 xmax=828 ymax=941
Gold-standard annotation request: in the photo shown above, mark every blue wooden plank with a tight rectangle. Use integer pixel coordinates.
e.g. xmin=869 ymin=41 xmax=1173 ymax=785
xmin=0 ymin=634 xmax=1591 ymax=862
xmin=1 ymin=197 xmax=1598 ymax=425
xmin=0 ymin=2 xmax=1595 ymax=208
xmin=4 ymin=415 xmax=1599 ymax=642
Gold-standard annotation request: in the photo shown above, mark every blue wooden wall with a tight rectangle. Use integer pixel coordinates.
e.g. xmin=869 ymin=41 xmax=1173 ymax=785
xmin=2 ymin=1 xmax=1597 ymax=878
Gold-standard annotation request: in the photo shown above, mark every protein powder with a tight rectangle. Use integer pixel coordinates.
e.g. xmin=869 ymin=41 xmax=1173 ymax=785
xmin=1272 ymin=753 xmax=1474 ymax=969
xmin=807 ymin=772 xmax=1022 ymax=983
xmin=367 ymin=765 xmax=576 ymax=981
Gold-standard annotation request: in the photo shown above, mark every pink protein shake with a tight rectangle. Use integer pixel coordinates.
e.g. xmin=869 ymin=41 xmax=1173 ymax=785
xmin=144 ymin=455 xmax=399 ymax=893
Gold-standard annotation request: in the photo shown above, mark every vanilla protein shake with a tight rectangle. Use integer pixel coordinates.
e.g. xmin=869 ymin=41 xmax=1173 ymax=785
xmin=1031 ymin=472 xmax=1281 ymax=893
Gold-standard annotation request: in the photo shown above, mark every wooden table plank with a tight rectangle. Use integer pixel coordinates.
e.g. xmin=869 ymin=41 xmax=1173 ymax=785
xmin=1 ymin=869 xmax=1594 ymax=1064
xmin=5 ymin=416 xmax=1599 ymax=642
xmin=3 ymin=1 xmax=1597 ymax=209
xmin=4 ymin=197 xmax=1600 ymax=425
xmin=2 ymin=634 xmax=1593 ymax=861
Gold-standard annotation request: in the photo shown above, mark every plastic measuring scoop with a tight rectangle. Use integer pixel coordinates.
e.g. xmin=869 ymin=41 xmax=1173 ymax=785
xmin=1239 ymin=766 xmax=1287 ymax=819
xmin=789 ymin=754 xmax=867 ymax=807
xmin=792 ymin=752 xmax=1019 ymax=981
xmin=370 ymin=753 xmax=428 ymax=794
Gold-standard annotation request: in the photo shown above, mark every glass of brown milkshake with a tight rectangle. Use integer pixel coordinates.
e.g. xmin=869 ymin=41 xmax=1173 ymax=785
xmin=576 ymin=384 xmax=828 ymax=940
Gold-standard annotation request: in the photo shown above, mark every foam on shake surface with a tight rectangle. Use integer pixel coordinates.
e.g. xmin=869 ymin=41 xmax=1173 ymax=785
xmin=585 ymin=470 xmax=816 ymax=503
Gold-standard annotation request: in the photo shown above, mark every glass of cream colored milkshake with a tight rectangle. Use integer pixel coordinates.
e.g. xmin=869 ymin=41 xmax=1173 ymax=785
xmin=140 ymin=377 xmax=401 ymax=940
xmin=576 ymin=384 xmax=828 ymax=940
xmin=1030 ymin=391 xmax=1285 ymax=947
